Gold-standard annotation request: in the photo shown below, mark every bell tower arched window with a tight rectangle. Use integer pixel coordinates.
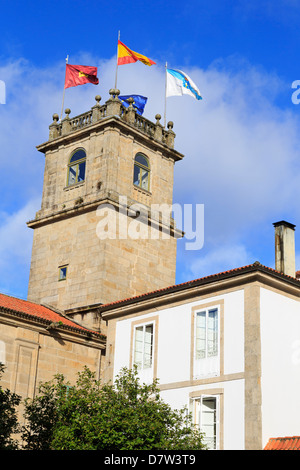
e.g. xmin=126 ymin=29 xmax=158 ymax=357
xmin=133 ymin=153 xmax=150 ymax=191
xmin=67 ymin=148 xmax=86 ymax=186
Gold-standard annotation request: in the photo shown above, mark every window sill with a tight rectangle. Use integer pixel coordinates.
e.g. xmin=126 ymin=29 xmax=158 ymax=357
xmin=64 ymin=181 xmax=85 ymax=191
xmin=133 ymin=185 xmax=152 ymax=196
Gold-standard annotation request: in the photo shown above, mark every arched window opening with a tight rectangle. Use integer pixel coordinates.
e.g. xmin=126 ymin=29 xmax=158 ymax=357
xmin=133 ymin=153 xmax=150 ymax=191
xmin=67 ymin=149 xmax=86 ymax=186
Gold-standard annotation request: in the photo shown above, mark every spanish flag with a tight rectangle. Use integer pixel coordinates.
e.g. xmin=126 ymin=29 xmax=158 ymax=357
xmin=117 ymin=40 xmax=156 ymax=66
xmin=64 ymin=64 xmax=99 ymax=89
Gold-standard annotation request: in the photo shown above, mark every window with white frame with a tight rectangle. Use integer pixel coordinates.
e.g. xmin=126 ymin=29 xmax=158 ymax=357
xmin=194 ymin=307 xmax=219 ymax=378
xmin=133 ymin=323 xmax=154 ymax=371
xmin=194 ymin=395 xmax=219 ymax=450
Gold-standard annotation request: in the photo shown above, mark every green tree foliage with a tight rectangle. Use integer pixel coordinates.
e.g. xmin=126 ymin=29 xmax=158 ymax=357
xmin=22 ymin=366 xmax=206 ymax=450
xmin=21 ymin=375 xmax=66 ymax=450
xmin=0 ymin=363 xmax=21 ymax=450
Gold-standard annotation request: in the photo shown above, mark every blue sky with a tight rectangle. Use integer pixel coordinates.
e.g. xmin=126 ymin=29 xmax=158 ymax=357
xmin=1 ymin=0 xmax=300 ymax=300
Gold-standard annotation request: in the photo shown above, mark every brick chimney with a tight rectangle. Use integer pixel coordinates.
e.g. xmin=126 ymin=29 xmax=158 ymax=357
xmin=273 ymin=221 xmax=296 ymax=277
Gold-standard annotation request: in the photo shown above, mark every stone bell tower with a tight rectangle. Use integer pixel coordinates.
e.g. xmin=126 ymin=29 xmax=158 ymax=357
xmin=27 ymin=89 xmax=184 ymax=315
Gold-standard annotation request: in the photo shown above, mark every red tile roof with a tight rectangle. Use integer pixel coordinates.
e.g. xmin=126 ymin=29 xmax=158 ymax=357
xmin=0 ymin=293 xmax=103 ymax=337
xmin=264 ymin=436 xmax=300 ymax=450
xmin=96 ymin=262 xmax=300 ymax=312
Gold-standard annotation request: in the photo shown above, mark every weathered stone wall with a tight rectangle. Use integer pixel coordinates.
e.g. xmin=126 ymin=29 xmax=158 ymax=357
xmin=0 ymin=313 xmax=103 ymax=426
xmin=27 ymin=207 xmax=177 ymax=311
xmin=27 ymin=100 xmax=181 ymax=312
xmin=37 ymin=125 xmax=176 ymax=219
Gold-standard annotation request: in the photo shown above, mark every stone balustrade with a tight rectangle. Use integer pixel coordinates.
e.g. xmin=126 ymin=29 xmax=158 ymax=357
xmin=48 ymin=88 xmax=175 ymax=148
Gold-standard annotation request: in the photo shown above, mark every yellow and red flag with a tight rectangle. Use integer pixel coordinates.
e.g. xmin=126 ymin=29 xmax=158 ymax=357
xmin=64 ymin=64 xmax=99 ymax=89
xmin=117 ymin=40 xmax=155 ymax=66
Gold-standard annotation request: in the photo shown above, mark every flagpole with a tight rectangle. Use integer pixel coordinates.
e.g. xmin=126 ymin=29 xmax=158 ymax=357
xmin=60 ymin=55 xmax=69 ymax=121
xmin=114 ymin=31 xmax=120 ymax=89
xmin=164 ymin=62 xmax=167 ymax=128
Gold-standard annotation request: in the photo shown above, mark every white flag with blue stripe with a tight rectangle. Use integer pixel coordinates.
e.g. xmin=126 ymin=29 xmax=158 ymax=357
xmin=166 ymin=68 xmax=202 ymax=100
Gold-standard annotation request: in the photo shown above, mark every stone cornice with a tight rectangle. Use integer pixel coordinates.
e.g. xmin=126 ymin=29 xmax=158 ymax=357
xmin=27 ymin=190 xmax=184 ymax=239
xmin=37 ymin=113 xmax=184 ymax=163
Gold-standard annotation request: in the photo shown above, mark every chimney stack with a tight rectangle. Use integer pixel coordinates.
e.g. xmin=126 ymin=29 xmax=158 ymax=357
xmin=273 ymin=221 xmax=296 ymax=277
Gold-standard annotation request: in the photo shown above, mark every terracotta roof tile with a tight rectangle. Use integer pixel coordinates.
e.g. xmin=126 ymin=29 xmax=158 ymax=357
xmin=0 ymin=293 xmax=103 ymax=337
xmin=98 ymin=262 xmax=300 ymax=311
xmin=264 ymin=436 xmax=300 ymax=450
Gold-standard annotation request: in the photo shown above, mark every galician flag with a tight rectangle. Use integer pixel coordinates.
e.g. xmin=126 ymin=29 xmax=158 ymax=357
xmin=166 ymin=68 xmax=202 ymax=100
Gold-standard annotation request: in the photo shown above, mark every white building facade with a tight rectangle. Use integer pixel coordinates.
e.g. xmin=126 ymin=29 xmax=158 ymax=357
xmin=101 ymin=262 xmax=300 ymax=450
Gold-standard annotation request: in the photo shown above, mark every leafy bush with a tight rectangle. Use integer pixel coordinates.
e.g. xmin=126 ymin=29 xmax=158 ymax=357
xmin=22 ymin=366 xmax=206 ymax=450
xmin=0 ymin=363 xmax=21 ymax=450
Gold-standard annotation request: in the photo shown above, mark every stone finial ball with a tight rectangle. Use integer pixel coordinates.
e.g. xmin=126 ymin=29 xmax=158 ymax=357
xmin=52 ymin=113 xmax=59 ymax=122
xmin=95 ymin=95 xmax=101 ymax=103
xmin=65 ymin=108 xmax=71 ymax=115
xmin=167 ymin=121 xmax=174 ymax=129
xmin=155 ymin=114 xmax=161 ymax=121
xmin=109 ymin=88 xmax=120 ymax=97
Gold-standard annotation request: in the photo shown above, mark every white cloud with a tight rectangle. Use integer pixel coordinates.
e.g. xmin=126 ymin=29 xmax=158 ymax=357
xmin=1 ymin=54 xmax=300 ymax=297
xmin=0 ymin=198 xmax=38 ymax=297
xmin=187 ymin=243 xmax=252 ymax=279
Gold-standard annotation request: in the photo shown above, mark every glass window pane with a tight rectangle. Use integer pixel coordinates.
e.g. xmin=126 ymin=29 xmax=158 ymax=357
xmin=134 ymin=352 xmax=143 ymax=370
xmin=70 ymin=149 xmax=86 ymax=163
xmin=208 ymin=309 xmax=218 ymax=357
xmin=202 ymin=398 xmax=216 ymax=450
xmin=133 ymin=165 xmax=141 ymax=186
xmin=134 ymin=324 xmax=153 ymax=370
xmin=141 ymin=169 xmax=149 ymax=190
xmin=68 ymin=165 xmax=77 ymax=185
xmin=135 ymin=154 xmax=149 ymax=168
xmin=78 ymin=161 xmax=86 ymax=182
xmin=134 ymin=327 xmax=144 ymax=352
xmin=196 ymin=312 xmax=206 ymax=359
xmin=144 ymin=325 xmax=153 ymax=368
xmin=144 ymin=325 xmax=153 ymax=343
xmin=134 ymin=326 xmax=144 ymax=369
xmin=59 ymin=266 xmax=67 ymax=280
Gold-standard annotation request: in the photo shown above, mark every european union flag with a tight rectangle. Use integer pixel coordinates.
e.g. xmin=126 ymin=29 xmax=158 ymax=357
xmin=119 ymin=94 xmax=148 ymax=115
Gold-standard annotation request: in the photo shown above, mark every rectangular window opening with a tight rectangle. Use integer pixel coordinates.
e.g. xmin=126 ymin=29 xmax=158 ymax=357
xmin=134 ymin=323 xmax=154 ymax=371
xmin=196 ymin=308 xmax=218 ymax=360
xmin=58 ymin=265 xmax=68 ymax=281
xmin=194 ymin=396 xmax=219 ymax=450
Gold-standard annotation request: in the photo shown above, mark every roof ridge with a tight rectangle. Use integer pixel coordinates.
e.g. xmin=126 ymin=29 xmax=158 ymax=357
xmin=98 ymin=262 xmax=300 ymax=310
xmin=0 ymin=292 xmax=105 ymax=338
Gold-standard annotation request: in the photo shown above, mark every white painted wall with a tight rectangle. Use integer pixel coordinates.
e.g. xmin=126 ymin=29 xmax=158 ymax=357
xmin=160 ymin=379 xmax=245 ymax=450
xmin=260 ymin=287 xmax=300 ymax=447
xmin=113 ymin=290 xmax=245 ymax=385
xmin=222 ymin=379 xmax=245 ymax=450
xmin=223 ymin=290 xmax=244 ymax=375
xmin=112 ymin=288 xmax=246 ymax=449
xmin=156 ymin=303 xmax=191 ymax=384
xmin=113 ymin=316 xmax=132 ymax=373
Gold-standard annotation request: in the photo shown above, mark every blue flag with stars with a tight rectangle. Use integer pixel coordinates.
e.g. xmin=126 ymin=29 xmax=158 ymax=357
xmin=119 ymin=95 xmax=148 ymax=115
